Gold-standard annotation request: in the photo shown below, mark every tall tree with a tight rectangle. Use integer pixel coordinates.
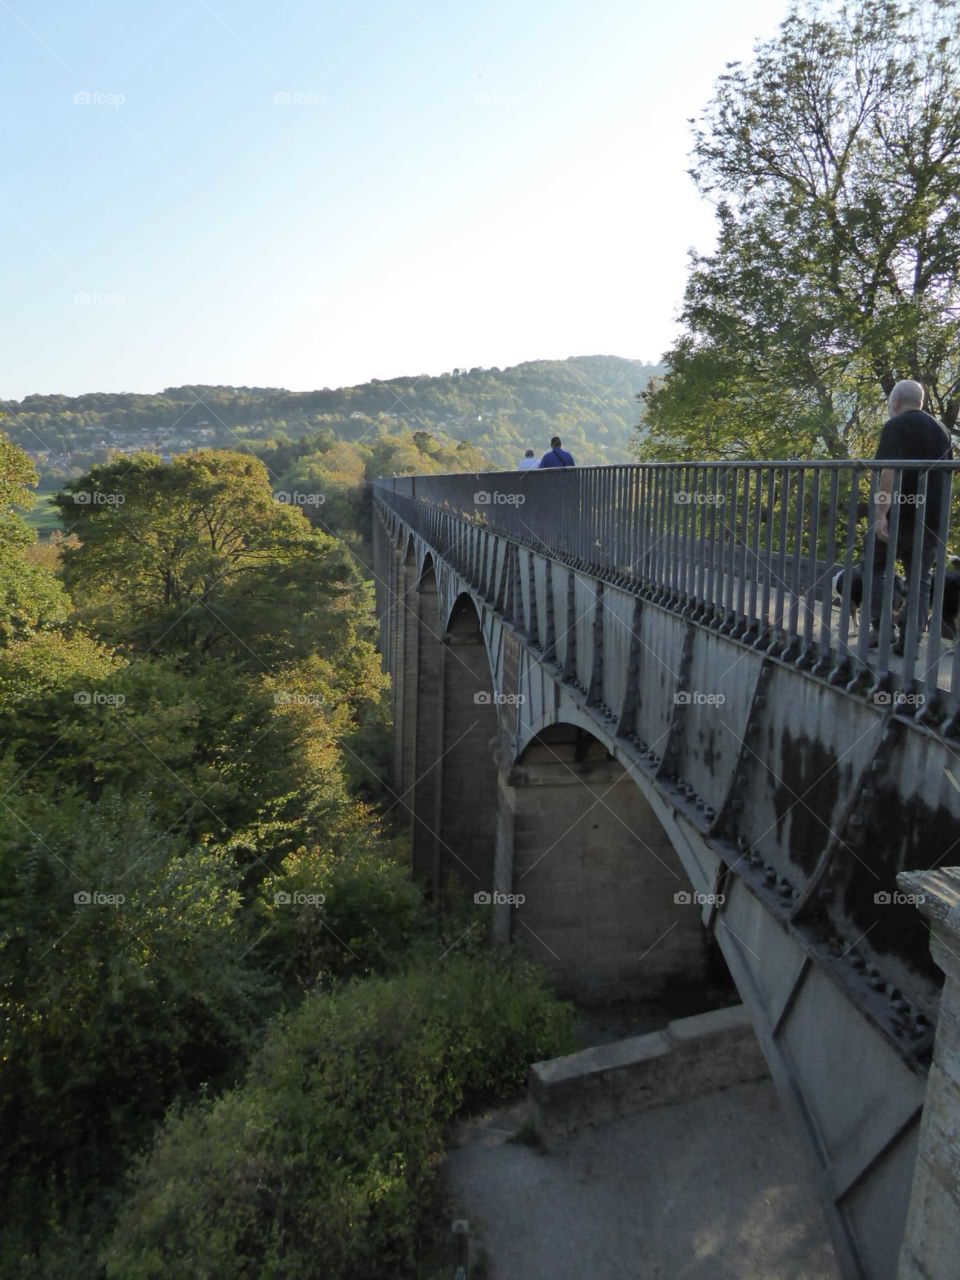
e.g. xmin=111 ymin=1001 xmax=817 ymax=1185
xmin=55 ymin=450 xmax=357 ymax=664
xmin=639 ymin=0 xmax=960 ymax=460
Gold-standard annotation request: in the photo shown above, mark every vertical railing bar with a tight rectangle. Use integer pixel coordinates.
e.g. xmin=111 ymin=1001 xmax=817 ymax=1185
xmin=856 ymin=471 xmax=881 ymax=670
xmin=654 ymin=468 xmax=666 ymax=593
xmin=924 ymin=474 xmax=953 ymax=715
xmin=786 ymin=466 xmax=806 ymax=650
xmin=735 ymin=468 xmax=748 ymax=628
xmin=817 ymin=469 xmax=839 ymax=663
xmin=836 ymin=467 xmax=860 ymax=663
xmin=698 ymin=463 xmax=709 ymax=607
xmin=773 ymin=467 xmax=790 ymax=644
xmin=759 ymin=467 xmax=775 ymax=642
xmin=900 ymin=470 xmax=929 ymax=689
xmin=639 ymin=466 xmax=650 ymax=586
xmin=727 ymin=468 xmax=742 ymax=627
xmin=701 ymin=468 xmax=716 ymax=616
xmin=804 ymin=468 xmax=822 ymax=657
xmin=670 ymin=464 xmax=683 ymax=599
xmin=876 ymin=465 xmax=904 ymax=676
xmin=747 ymin=468 xmax=763 ymax=636
xmin=684 ymin=463 xmax=696 ymax=605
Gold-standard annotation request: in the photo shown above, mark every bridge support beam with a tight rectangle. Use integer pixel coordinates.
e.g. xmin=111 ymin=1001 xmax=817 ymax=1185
xmin=896 ymin=868 xmax=960 ymax=1280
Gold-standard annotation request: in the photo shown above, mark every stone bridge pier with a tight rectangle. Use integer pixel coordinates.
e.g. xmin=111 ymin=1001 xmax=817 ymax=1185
xmin=493 ymin=722 xmax=717 ymax=1005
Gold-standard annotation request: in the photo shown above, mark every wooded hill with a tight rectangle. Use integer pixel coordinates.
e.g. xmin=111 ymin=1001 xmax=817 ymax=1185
xmin=3 ymin=355 xmax=660 ymax=478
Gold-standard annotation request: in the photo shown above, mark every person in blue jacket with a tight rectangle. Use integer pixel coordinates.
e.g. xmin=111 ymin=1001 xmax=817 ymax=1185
xmin=538 ymin=436 xmax=576 ymax=468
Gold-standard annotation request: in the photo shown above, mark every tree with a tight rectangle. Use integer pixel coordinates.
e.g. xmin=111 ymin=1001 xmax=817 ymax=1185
xmin=0 ymin=430 xmax=72 ymax=642
xmin=0 ymin=428 xmax=37 ymax=555
xmin=639 ymin=0 xmax=960 ymax=461
xmin=55 ymin=451 xmax=356 ymax=664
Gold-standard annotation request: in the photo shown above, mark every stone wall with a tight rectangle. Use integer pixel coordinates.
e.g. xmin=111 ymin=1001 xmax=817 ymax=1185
xmin=507 ymin=725 xmax=714 ymax=1005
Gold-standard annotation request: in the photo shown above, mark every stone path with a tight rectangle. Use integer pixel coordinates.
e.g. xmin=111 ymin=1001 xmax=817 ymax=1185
xmin=445 ymin=1079 xmax=841 ymax=1280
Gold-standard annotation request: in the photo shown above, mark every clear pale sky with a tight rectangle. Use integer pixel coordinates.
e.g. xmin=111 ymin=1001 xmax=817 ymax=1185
xmin=0 ymin=0 xmax=790 ymax=399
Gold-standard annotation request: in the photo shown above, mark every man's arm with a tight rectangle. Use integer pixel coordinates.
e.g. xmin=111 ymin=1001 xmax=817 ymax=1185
xmin=875 ymin=468 xmax=894 ymax=542
xmin=873 ymin=418 xmax=902 ymax=544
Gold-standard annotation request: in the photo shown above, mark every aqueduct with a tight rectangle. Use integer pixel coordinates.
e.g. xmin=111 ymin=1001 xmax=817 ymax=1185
xmin=372 ymin=464 xmax=960 ymax=1280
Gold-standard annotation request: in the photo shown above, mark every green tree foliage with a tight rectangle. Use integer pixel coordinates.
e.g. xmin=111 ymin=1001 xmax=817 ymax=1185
xmin=0 ymin=429 xmax=570 ymax=1280
xmin=0 ymin=436 xmax=72 ymax=640
xmin=103 ymin=954 xmax=574 ymax=1280
xmin=0 ymin=789 xmax=264 ymax=1193
xmin=639 ymin=0 xmax=960 ymax=461
xmin=0 ymin=434 xmax=402 ymax=1274
xmin=55 ymin=451 xmax=360 ymax=662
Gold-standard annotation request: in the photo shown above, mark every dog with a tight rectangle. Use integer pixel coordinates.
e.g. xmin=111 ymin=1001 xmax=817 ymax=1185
xmin=833 ymin=564 xmax=960 ymax=639
xmin=832 ymin=567 xmax=906 ymax=630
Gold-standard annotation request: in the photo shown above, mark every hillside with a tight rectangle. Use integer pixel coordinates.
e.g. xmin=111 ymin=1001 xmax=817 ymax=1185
xmin=3 ymin=355 xmax=660 ymax=482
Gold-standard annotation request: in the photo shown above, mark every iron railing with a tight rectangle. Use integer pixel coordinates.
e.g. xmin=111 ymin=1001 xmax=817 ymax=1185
xmin=373 ymin=462 xmax=960 ymax=733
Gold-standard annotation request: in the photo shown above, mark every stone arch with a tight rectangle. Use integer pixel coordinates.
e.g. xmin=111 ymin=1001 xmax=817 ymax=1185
xmin=497 ymin=722 xmax=734 ymax=1009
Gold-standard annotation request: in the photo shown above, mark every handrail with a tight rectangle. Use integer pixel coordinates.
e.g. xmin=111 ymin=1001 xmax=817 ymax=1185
xmin=374 ymin=461 xmax=960 ymax=734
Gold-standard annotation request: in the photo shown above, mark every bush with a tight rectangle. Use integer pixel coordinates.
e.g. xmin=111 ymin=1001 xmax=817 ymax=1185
xmin=0 ymin=788 xmax=266 ymax=1198
xmin=257 ymin=840 xmax=431 ymax=990
xmin=103 ymin=952 xmax=574 ymax=1279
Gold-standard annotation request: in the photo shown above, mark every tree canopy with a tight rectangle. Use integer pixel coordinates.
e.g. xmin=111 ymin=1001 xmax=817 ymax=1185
xmin=639 ymin=0 xmax=960 ymax=461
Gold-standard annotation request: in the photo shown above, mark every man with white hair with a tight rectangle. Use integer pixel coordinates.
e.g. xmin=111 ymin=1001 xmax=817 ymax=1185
xmin=870 ymin=379 xmax=952 ymax=650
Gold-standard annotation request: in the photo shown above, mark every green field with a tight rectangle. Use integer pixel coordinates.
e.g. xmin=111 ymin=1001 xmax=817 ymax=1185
xmin=21 ymin=493 xmax=63 ymax=538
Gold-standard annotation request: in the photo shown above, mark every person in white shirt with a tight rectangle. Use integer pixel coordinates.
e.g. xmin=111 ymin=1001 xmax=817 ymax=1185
xmin=518 ymin=449 xmax=538 ymax=470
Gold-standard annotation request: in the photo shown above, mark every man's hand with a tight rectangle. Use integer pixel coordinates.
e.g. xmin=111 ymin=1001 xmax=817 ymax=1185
xmin=875 ymin=467 xmax=894 ymax=543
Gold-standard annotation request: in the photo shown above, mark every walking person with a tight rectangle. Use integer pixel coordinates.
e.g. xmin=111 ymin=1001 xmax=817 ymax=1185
xmin=538 ymin=436 xmax=576 ymax=468
xmin=870 ymin=379 xmax=952 ymax=652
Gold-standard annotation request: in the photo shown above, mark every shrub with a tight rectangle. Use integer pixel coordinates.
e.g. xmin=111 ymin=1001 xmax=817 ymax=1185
xmin=0 ymin=788 xmax=266 ymax=1197
xmin=103 ymin=952 xmax=574 ymax=1279
xmin=258 ymin=841 xmax=431 ymax=990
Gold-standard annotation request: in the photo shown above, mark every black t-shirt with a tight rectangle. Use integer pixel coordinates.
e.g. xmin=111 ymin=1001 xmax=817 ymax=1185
xmin=874 ymin=408 xmax=953 ymax=529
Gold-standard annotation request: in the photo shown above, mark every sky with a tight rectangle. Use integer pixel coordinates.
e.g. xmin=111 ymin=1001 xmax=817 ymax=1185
xmin=0 ymin=0 xmax=791 ymax=400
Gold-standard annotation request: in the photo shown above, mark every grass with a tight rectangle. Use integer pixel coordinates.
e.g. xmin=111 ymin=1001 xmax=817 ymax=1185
xmin=20 ymin=494 xmax=62 ymax=538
